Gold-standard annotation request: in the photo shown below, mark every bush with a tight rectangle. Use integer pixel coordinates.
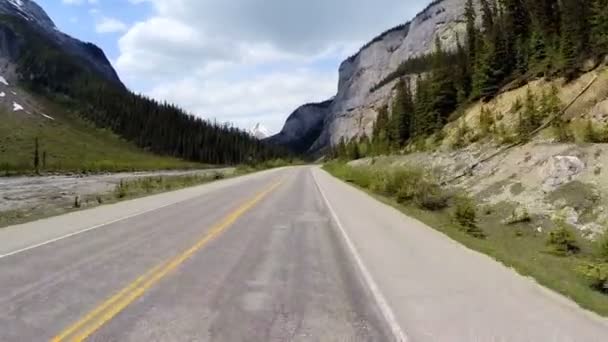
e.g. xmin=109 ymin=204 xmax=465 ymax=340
xmin=577 ymin=263 xmax=608 ymax=293
xmin=415 ymin=181 xmax=449 ymax=211
xmin=503 ymin=206 xmax=532 ymax=225
xmin=552 ymin=115 xmax=574 ymax=142
xmin=479 ymin=107 xmax=495 ymax=136
xmin=454 ymin=196 xmax=485 ymax=238
xmin=547 ymin=220 xmax=580 ymax=256
xmin=598 ymin=233 xmax=608 ymax=261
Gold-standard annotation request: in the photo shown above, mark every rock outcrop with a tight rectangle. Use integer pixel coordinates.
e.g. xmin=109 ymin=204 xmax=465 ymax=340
xmin=273 ymin=0 xmax=469 ymax=153
xmin=0 ymin=0 xmax=122 ymax=86
xmin=266 ymin=100 xmax=333 ymax=154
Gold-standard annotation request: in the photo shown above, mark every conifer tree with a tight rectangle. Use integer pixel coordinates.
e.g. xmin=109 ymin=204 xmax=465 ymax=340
xmin=464 ymin=0 xmax=478 ymax=65
xmin=589 ymin=0 xmax=608 ymax=55
xmin=429 ymin=37 xmax=458 ymax=128
xmin=390 ymin=79 xmax=414 ymax=147
xmin=33 ymin=137 xmax=40 ymax=174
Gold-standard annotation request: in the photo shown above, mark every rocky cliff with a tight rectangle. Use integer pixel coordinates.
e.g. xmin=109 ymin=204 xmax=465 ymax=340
xmin=0 ymin=0 xmax=122 ymax=86
xmin=271 ymin=0 xmax=469 ymax=153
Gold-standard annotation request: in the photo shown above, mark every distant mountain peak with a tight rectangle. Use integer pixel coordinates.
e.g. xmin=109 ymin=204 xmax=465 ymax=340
xmin=250 ymin=123 xmax=271 ymax=139
xmin=0 ymin=0 xmax=55 ymax=29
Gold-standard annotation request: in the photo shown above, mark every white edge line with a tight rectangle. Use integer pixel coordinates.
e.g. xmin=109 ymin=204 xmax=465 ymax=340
xmin=0 ymin=167 xmax=288 ymax=260
xmin=0 ymin=201 xmax=182 ymax=260
xmin=312 ymin=168 xmax=409 ymax=342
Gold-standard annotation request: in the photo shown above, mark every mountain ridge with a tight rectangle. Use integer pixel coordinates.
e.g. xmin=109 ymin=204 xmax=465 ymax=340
xmin=0 ymin=0 xmax=122 ymax=86
xmin=270 ymin=0 xmax=467 ymax=153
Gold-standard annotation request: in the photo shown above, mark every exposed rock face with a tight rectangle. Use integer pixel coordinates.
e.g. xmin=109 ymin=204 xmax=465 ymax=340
xmin=0 ymin=0 xmax=122 ymax=86
xmin=274 ymin=0 xmax=469 ymax=153
xmin=266 ymin=100 xmax=332 ymax=153
xmin=542 ymin=156 xmax=586 ymax=192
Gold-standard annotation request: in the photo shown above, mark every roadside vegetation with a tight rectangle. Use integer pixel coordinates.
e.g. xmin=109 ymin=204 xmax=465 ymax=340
xmin=324 ymin=161 xmax=608 ymax=316
xmin=0 ymin=159 xmax=294 ymax=228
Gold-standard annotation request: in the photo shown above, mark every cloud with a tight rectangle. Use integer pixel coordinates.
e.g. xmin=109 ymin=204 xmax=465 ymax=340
xmin=147 ymin=69 xmax=336 ymax=133
xmin=96 ymin=17 xmax=128 ymax=34
xmin=116 ymin=0 xmax=425 ymax=132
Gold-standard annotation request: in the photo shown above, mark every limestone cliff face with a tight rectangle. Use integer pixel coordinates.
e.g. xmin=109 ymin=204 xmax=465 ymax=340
xmin=272 ymin=0 xmax=469 ymax=153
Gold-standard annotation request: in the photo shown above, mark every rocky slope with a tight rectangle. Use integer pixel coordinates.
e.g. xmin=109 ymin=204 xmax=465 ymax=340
xmin=0 ymin=0 xmax=122 ymax=86
xmin=271 ymin=0 xmax=468 ymax=153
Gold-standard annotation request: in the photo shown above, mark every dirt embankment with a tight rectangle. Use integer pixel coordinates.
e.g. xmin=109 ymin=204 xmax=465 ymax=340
xmin=353 ymin=142 xmax=608 ymax=239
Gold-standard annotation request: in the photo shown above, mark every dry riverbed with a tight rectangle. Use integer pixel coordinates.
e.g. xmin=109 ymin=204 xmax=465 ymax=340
xmin=0 ymin=168 xmax=234 ymax=227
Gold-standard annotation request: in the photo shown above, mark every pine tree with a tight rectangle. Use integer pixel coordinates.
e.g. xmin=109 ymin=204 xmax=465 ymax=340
xmin=390 ymin=79 xmax=414 ymax=147
xmin=33 ymin=137 xmax=40 ymax=174
xmin=429 ymin=37 xmax=457 ymax=128
xmin=560 ymin=0 xmax=591 ymax=76
xmin=499 ymin=0 xmax=531 ymax=74
xmin=589 ymin=0 xmax=608 ymax=55
xmin=464 ymin=0 xmax=478 ymax=65
xmin=413 ymin=76 xmax=433 ymax=136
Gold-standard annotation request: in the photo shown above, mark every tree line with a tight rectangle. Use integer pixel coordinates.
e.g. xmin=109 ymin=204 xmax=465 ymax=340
xmin=8 ymin=16 xmax=287 ymax=165
xmin=331 ymin=0 xmax=608 ymax=159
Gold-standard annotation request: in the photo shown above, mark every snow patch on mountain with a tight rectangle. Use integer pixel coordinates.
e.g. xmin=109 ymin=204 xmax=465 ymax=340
xmin=249 ymin=123 xmax=271 ymax=139
xmin=0 ymin=76 xmax=8 ymax=86
xmin=12 ymin=101 xmax=23 ymax=111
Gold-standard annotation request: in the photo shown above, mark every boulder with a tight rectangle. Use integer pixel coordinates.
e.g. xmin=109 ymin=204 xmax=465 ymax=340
xmin=541 ymin=156 xmax=585 ymax=192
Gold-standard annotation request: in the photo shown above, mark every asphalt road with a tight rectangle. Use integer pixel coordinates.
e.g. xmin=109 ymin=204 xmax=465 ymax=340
xmin=0 ymin=166 xmax=607 ymax=341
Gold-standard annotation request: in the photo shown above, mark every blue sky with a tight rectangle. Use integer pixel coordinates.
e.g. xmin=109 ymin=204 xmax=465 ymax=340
xmin=36 ymin=0 xmax=425 ymax=133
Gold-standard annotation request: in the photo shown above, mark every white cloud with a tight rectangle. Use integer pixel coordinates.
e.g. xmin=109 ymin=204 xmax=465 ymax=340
xmin=116 ymin=0 xmax=425 ymax=132
xmin=96 ymin=17 xmax=128 ymax=34
xmin=148 ymin=69 xmax=336 ymax=133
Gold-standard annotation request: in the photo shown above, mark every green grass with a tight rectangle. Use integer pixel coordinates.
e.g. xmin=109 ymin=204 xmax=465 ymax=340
xmin=0 ymin=94 xmax=204 ymax=174
xmin=324 ymin=162 xmax=608 ymax=317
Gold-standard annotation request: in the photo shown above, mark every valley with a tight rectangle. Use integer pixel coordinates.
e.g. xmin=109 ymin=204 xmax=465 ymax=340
xmin=1 ymin=0 xmax=608 ymax=340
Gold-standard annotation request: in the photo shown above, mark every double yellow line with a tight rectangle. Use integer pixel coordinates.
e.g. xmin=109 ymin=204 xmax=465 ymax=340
xmin=52 ymin=180 xmax=283 ymax=342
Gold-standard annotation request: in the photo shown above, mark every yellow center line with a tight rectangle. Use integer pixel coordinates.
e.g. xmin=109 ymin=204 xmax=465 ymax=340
xmin=51 ymin=180 xmax=283 ymax=342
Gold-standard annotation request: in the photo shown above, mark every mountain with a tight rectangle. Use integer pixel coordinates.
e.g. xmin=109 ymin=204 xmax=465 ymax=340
xmin=271 ymin=0 xmax=468 ymax=153
xmin=249 ymin=123 xmax=271 ymax=139
xmin=266 ymin=99 xmax=332 ymax=154
xmin=0 ymin=0 xmax=122 ymax=86
xmin=0 ymin=0 xmax=286 ymax=173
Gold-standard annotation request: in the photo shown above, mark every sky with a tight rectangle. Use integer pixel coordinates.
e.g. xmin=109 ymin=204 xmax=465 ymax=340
xmin=38 ymin=0 xmax=426 ymax=134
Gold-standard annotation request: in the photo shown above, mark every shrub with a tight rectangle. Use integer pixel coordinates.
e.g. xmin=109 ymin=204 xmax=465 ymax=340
xmin=479 ymin=107 xmax=495 ymax=136
xmin=577 ymin=263 xmax=608 ymax=293
xmin=212 ymin=171 xmax=225 ymax=180
xmin=415 ymin=181 xmax=449 ymax=211
xmin=547 ymin=219 xmax=580 ymax=256
xmin=503 ymin=206 xmax=532 ymax=225
xmin=511 ymin=97 xmax=523 ymax=113
xmin=552 ymin=115 xmax=574 ymax=142
xmin=454 ymin=196 xmax=485 ymax=238
xmin=582 ymin=120 xmax=608 ymax=143
xmin=451 ymin=121 xmax=469 ymax=149
xmin=598 ymin=232 xmax=608 ymax=261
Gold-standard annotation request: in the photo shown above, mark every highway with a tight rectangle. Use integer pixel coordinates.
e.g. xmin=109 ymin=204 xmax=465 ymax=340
xmin=0 ymin=166 xmax=607 ymax=341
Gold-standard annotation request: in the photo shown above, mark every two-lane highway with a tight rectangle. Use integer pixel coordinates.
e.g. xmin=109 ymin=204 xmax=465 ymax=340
xmin=1 ymin=166 xmax=607 ymax=341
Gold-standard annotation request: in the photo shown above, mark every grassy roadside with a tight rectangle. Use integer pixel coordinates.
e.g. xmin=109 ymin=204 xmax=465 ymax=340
xmin=324 ymin=161 xmax=608 ymax=317
xmin=0 ymin=160 xmax=294 ymax=228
